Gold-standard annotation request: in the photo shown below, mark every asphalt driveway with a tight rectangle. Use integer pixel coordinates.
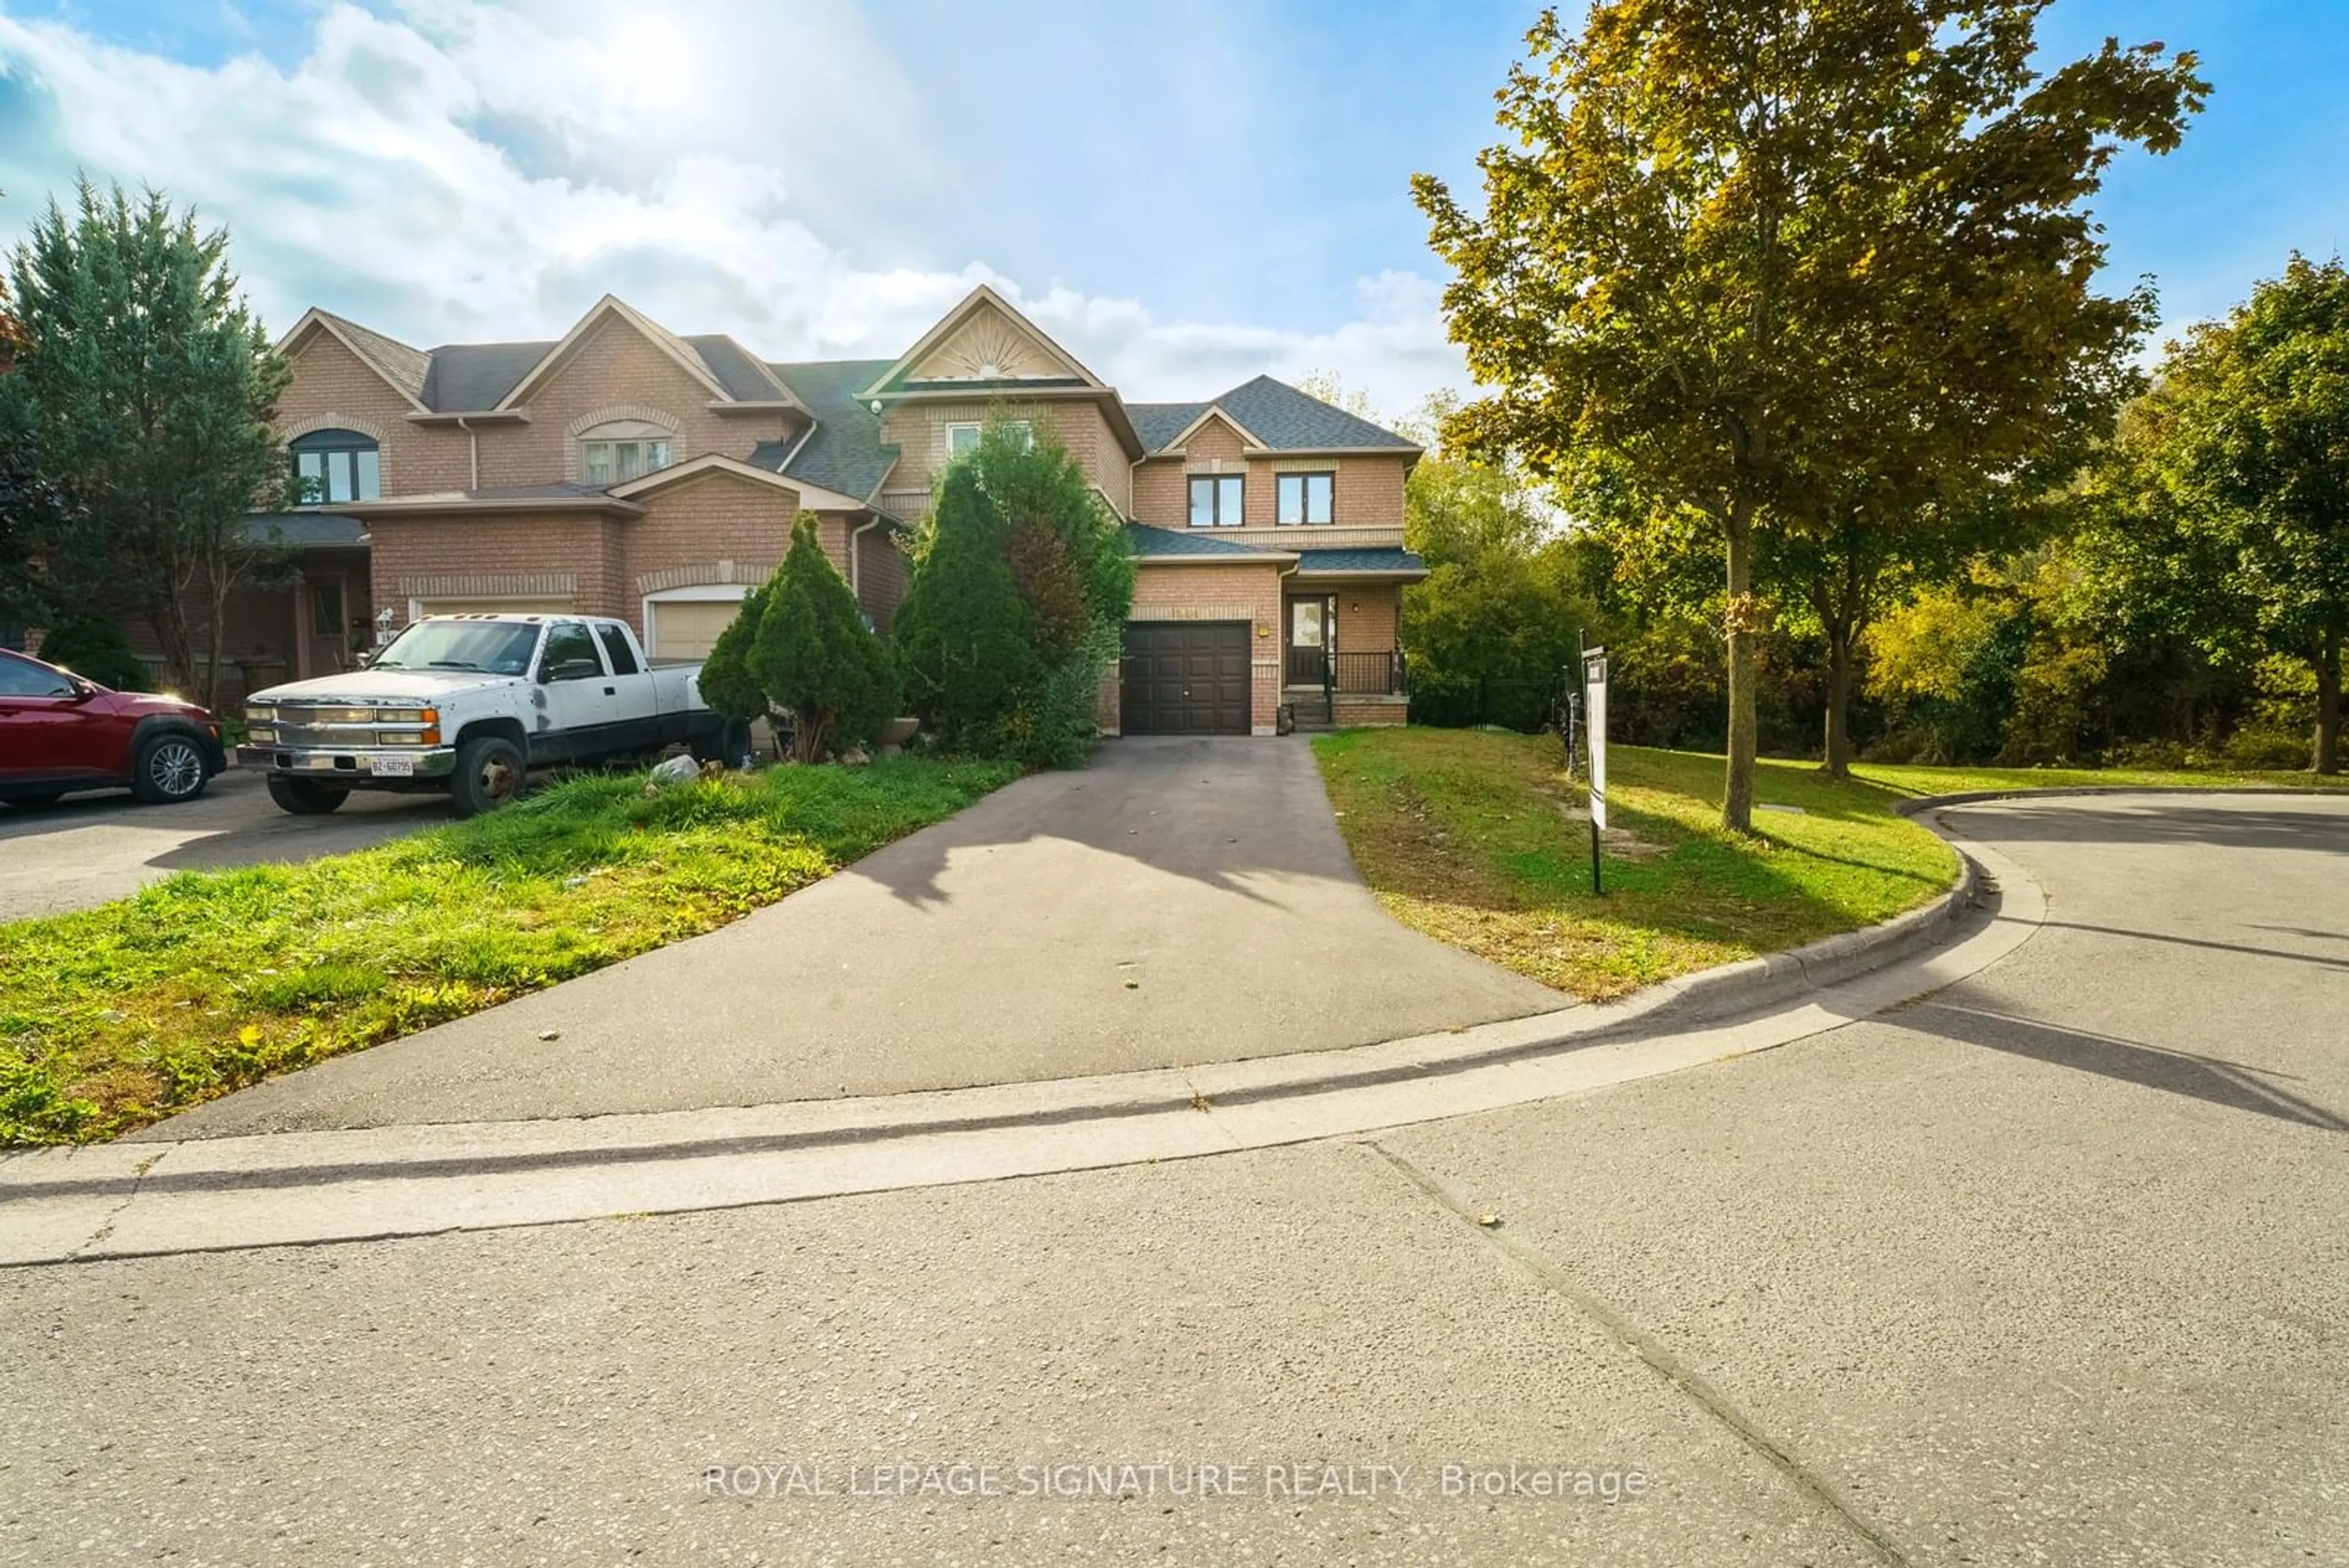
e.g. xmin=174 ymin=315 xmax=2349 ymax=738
xmin=0 ymin=767 xmax=451 ymax=921
xmin=147 ymin=736 xmax=1562 ymax=1135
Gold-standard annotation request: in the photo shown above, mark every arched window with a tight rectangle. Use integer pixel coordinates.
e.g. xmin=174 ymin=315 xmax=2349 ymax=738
xmin=291 ymin=428 xmax=381 ymax=503
xmin=579 ymin=419 xmax=675 ymax=486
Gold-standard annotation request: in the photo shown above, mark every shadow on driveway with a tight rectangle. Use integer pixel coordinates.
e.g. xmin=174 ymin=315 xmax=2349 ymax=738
xmin=140 ymin=737 xmax=1564 ymax=1137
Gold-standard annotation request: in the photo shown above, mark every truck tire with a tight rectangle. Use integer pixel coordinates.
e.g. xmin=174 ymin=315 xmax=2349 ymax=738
xmin=266 ymin=775 xmax=349 ymax=815
xmin=451 ymin=735 xmax=526 ymax=817
xmin=131 ymin=730 xmax=212 ymax=804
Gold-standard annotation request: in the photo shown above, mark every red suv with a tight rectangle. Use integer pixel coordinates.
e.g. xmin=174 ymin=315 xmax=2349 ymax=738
xmin=0 ymin=647 xmax=226 ymax=808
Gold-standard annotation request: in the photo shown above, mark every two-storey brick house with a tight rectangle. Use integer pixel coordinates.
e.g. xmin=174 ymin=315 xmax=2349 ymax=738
xmin=253 ymin=283 xmax=1423 ymax=734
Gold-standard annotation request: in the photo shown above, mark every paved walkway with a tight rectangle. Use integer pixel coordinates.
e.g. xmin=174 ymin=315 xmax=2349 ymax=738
xmin=146 ymin=737 xmax=1558 ymax=1136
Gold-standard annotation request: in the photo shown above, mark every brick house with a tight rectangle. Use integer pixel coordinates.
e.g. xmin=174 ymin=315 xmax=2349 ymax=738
xmin=251 ymin=283 xmax=1423 ymax=734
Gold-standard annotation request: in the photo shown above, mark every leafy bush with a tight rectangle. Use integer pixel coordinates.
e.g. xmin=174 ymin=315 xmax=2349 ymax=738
xmin=32 ymin=616 xmax=150 ymax=691
xmin=2224 ymin=726 xmax=2312 ymax=771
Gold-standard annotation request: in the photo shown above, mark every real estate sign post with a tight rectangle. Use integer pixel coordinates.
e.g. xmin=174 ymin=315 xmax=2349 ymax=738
xmin=1583 ymin=645 xmax=1607 ymax=896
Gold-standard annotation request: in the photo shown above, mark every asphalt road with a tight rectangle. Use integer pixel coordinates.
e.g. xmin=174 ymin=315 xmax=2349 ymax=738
xmin=2 ymin=793 xmax=2344 ymax=1566
xmin=0 ymin=767 xmax=449 ymax=921
xmin=145 ymin=737 xmax=1559 ymax=1136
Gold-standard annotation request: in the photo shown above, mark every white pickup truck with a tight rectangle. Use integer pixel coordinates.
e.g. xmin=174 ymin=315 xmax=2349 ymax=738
xmin=238 ymin=614 xmax=733 ymax=816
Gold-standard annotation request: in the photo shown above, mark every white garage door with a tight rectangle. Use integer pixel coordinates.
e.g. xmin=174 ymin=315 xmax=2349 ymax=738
xmin=415 ymin=598 xmax=574 ymax=619
xmin=649 ymin=599 xmax=746 ymax=660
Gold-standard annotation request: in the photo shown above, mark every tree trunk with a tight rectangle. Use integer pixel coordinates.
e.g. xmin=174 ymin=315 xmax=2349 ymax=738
xmin=202 ymin=559 xmax=232 ymax=714
xmin=1723 ymin=505 xmax=1757 ymax=833
xmin=147 ymin=599 xmax=195 ymax=700
xmin=1822 ymin=622 xmax=1854 ymax=779
xmin=2317 ymin=621 xmax=2342 ymax=776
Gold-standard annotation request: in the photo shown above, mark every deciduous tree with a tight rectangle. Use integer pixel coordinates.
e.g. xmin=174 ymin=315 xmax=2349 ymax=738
xmin=2124 ymin=255 xmax=2349 ymax=773
xmin=1415 ymin=1 xmax=2203 ymax=825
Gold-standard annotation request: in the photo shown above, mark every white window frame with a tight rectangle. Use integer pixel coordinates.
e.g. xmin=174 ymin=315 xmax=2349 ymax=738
xmin=583 ymin=436 xmax=673 ymax=487
xmin=946 ymin=420 xmax=1031 ymax=458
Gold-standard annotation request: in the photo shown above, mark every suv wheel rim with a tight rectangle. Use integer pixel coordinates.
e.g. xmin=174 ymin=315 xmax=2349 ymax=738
xmin=150 ymin=740 xmax=202 ymax=797
xmin=480 ymin=755 xmax=518 ymax=801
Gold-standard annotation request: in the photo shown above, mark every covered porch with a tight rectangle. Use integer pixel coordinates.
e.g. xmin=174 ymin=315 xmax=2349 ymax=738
xmin=1280 ymin=548 xmax=1425 ymax=730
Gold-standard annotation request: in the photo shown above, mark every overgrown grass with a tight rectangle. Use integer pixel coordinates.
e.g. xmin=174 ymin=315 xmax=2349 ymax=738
xmin=1315 ymin=730 xmax=2344 ymax=1004
xmin=0 ymin=759 xmax=1017 ymax=1145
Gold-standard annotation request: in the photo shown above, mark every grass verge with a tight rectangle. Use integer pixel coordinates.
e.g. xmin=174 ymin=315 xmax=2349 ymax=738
xmin=0 ymin=758 xmax=1017 ymax=1145
xmin=1316 ymin=730 xmax=1965 ymax=1000
xmin=1315 ymin=729 xmax=2344 ymax=1003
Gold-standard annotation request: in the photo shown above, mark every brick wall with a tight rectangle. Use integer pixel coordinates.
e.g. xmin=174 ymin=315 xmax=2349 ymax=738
xmin=1127 ymin=417 xmax=1411 ymax=546
xmin=857 ymin=527 xmax=909 ymax=630
xmin=368 ymin=511 xmax=622 ymax=622
xmin=1332 ymin=583 xmax=1400 ymax=654
xmin=878 ymin=396 xmax=1133 ymax=516
xmin=624 ymin=471 xmax=798 ymax=622
xmin=277 ymin=333 xmax=470 ymax=494
xmin=473 ymin=319 xmax=795 ymax=488
xmin=1124 ymin=560 xmax=1285 ymax=735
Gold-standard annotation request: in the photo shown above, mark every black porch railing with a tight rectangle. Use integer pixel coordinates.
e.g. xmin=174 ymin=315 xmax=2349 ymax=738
xmin=1329 ymin=649 xmax=1407 ymax=696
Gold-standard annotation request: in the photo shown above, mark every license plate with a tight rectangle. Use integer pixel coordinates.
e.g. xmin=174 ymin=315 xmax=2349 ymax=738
xmin=371 ymin=754 xmax=416 ymax=778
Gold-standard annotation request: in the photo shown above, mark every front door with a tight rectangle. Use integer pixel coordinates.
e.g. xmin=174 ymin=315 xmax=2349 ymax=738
xmin=306 ymin=575 xmax=352 ymax=678
xmin=1286 ymin=596 xmax=1334 ymax=685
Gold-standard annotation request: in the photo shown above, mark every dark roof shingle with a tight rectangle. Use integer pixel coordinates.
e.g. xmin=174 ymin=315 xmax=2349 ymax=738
xmin=1211 ymin=376 xmax=1419 ymax=451
xmin=1121 ymin=524 xmax=1286 ymax=559
xmin=1290 ymin=546 xmax=1428 ymax=576
xmin=683 ymin=335 xmax=793 ymax=403
xmin=421 ymin=341 xmax=553 ymax=412
xmin=765 ymin=359 xmax=899 ymax=502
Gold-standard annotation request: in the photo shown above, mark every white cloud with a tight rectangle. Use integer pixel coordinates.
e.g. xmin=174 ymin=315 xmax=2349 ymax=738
xmin=0 ymin=1 xmax=1468 ymax=416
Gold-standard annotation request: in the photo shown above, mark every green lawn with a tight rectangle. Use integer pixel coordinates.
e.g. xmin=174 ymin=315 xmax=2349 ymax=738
xmin=0 ymin=758 xmax=1017 ymax=1145
xmin=1312 ymin=728 xmax=2341 ymax=1003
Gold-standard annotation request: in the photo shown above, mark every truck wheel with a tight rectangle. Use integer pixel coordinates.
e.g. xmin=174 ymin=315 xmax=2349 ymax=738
xmin=265 ymin=775 xmax=349 ymax=815
xmin=131 ymin=732 xmax=212 ymax=804
xmin=451 ymin=735 xmax=526 ymax=817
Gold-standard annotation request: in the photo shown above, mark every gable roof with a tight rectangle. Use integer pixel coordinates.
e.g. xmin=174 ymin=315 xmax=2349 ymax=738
xmin=1129 ymin=377 xmax=1420 ymax=455
xmin=763 ymin=359 xmax=899 ymax=500
xmin=1213 ymin=376 xmax=1419 ymax=451
xmin=276 ymin=309 xmax=431 ymax=412
xmin=490 ymin=295 xmax=768 ymax=412
xmin=858 ymin=284 xmax=1108 ymax=399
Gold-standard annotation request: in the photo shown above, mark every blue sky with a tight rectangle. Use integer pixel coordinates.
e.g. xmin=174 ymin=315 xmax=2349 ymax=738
xmin=2 ymin=1 xmax=2345 ymax=417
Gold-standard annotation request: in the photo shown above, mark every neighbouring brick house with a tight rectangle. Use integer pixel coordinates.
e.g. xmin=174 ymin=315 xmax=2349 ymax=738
xmin=226 ymin=283 xmax=1423 ymax=732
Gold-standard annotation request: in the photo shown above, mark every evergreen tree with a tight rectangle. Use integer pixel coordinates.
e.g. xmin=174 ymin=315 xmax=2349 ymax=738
xmin=747 ymin=518 xmax=898 ymax=763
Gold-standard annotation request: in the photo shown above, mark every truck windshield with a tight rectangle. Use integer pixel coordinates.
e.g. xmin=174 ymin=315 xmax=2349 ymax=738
xmin=372 ymin=620 xmax=541 ymax=675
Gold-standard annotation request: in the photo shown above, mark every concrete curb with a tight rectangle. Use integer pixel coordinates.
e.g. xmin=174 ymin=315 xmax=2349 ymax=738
xmin=0 ymin=797 xmax=2069 ymax=1264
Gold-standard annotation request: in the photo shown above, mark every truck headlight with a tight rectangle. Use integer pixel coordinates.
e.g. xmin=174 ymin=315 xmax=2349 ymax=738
xmin=379 ymin=707 xmax=437 ymax=725
xmin=244 ymin=706 xmax=275 ymax=724
xmin=246 ymin=726 xmax=278 ymax=743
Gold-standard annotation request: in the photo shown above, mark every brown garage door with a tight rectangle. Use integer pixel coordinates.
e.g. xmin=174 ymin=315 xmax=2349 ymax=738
xmin=1121 ymin=621 xmax=1250 ymax=736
